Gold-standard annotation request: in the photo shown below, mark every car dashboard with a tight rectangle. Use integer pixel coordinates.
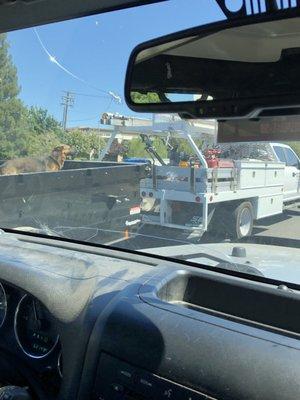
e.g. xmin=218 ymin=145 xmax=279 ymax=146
xmin=0 ymin=231 xmax=299 ymax=400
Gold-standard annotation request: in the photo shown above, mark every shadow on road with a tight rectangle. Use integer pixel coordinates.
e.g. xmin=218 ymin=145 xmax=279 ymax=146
xmin=106 ymin=207 xmax=300 ymax=252
xmin=284 ymin=209 xmax=300 ymax=217
xmin=251 ymin=227 xmax=268 ymax=235
xmin=240 ymin=235 xmax=300 ymax=249
xmin=254 ymin=212 xmax=293 ymax=227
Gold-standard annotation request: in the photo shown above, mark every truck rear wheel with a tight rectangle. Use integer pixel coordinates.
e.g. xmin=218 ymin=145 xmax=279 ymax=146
xmin=208 ymin=201 xmax=254 ymax=240
xmin=232 ymin=201 xmax=254 ymax=239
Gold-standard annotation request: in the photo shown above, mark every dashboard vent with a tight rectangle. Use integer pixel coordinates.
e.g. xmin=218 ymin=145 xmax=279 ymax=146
xmin=216 ymin=0 xmax=299 ymax=19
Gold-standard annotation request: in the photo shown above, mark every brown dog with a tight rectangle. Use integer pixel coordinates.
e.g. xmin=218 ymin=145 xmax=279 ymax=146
xmin=0 ymin=145 xmax=74 ymax=175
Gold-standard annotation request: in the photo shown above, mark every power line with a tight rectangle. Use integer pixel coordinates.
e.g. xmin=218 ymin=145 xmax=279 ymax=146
xmin=67 ymin=91 xmax=110 ymax=99
xmin=34 ymin=28 xmax=122 ymax=103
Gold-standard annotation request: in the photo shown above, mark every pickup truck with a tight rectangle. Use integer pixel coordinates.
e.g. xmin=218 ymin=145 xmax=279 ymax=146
xmin=270 ymin=143 xmax=300 ymax=201
xmin=220 ymin=142 xmax=300 ymax=201
xmin=139 ymin=142 xmax=300 ymax=240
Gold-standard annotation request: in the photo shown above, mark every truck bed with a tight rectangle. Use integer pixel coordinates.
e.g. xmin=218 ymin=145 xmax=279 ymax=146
xmin=0 ymin=160 xmax=147 ymax=243
xmin=140 ymin=160 xmax=286 ymax=232
xmin=142 ymin=160 xmax=285 ymax=194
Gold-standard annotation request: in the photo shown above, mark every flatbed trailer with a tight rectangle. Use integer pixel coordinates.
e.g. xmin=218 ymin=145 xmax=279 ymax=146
xmin=0 ymin=160 xmax=146 ymax=243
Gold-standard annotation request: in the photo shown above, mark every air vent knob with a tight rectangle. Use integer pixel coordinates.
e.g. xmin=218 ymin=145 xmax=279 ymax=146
xmin=277 ymin=284 xmax=293 ymax=293
xmin=231 ymin=247 xmax=246 ymax=258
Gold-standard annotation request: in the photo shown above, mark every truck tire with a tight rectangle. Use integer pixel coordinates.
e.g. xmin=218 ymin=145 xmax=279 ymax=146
xmin=231 ymin=201 xmax=254 ymax=239
xmin=207 ymin=202 xmax=254 ymax=240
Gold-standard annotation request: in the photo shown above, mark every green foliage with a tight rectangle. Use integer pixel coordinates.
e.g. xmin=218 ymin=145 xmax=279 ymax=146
xmin=21 ymin=107 xmax=63 ymax=156
xmin=126 ymin=136 xmax=202 ymax=160
xmin=0 ymin=34 xmax=20 ymax=101
xmin=126 ymin=137 xmax=169 ymax=159
xmin=153 ymin=138 xmax=168 ymax=159
xmin=26 ymin=106 xmax=62 ymax=135
xmin=285 ymin=142 xmax=300 ymax=157
xmin=175 ymin=138 xmax=203 ymax=155
xmin=24 ymin=132 xmax=61 ymax=157
xmin=0 ymin=33 xmax=29 ymax=159
xmin=60 ymin=130 xmax=106 ymax=159
xmin=126 ymin=138 xmax=148 ymax=158
xmin=131 ymin=92 xmax=160 ymax=104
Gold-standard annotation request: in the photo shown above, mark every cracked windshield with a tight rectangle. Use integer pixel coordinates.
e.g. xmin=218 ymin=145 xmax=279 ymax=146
xmin=2 ymin=0 xmax=300 ymax=284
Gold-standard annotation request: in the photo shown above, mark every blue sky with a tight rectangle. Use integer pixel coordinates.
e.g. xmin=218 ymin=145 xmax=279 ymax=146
xmin=8 ymin=0 xmax=225 ymax=127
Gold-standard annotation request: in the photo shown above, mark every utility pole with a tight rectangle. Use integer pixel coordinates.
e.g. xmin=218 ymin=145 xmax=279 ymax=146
xmin=61 ymin=91 xmax=75 ymax=130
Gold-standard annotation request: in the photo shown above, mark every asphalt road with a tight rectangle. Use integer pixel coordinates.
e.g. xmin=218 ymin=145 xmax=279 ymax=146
xmin=113 ymin=205 xmax=300 ymax=251
xmin=253 ymin=206 xmax=300 ymax=240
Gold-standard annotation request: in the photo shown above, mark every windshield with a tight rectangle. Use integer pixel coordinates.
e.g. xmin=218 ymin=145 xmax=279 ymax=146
xmin=2 ymin=0 xmax=300 ymax=285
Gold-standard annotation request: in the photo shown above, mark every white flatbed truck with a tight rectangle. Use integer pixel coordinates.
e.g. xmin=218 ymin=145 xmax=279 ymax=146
xmin=100 ymin=113 xmax=300 ymax=239
xmin=140 ymin=142 xmax=300 ymax=239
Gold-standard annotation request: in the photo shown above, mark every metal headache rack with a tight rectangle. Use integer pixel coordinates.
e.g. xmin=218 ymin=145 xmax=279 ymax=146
xmin=99 ymin=113 xmax=217 ymax=167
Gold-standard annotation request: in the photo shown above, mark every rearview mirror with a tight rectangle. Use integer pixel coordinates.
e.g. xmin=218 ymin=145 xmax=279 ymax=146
xmin=125 ymin=11 xmax=300 ymax=119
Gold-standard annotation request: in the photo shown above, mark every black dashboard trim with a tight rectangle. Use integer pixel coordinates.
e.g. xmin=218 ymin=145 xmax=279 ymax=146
xmin=81 ymin=276 xmax=300 ymax=400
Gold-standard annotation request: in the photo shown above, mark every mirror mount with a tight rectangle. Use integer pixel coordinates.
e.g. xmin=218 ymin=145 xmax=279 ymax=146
xmin=215 ymin=0 xmax=247 ymax=19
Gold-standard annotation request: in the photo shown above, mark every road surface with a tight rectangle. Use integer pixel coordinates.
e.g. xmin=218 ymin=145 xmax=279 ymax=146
xmin=112 ymin=205 xmax=300 ymax=251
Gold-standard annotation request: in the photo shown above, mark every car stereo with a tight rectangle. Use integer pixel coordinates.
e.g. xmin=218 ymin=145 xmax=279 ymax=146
xmin=93 ymin=353 xmax=215 ymax=400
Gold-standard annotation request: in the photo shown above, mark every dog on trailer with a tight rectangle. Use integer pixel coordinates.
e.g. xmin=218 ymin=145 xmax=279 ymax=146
xmin=0 ymin=145 xmax=74 ymax=175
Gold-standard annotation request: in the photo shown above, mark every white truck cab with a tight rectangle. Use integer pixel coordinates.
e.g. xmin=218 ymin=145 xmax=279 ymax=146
xmin=270 ymin=143 xmax=300 ymax=201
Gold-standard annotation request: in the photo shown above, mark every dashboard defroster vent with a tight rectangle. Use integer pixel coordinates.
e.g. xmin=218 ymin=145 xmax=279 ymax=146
xmin=0 ymin=0 xmax=38 ymax=4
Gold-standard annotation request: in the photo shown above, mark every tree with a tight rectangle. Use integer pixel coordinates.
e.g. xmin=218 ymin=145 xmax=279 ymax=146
xmin=60 ymin=129 xmax=106 ymax=159
xmin=286 ymin=142 xmax=300 ymax=157
xmin=26 ymin=107 xmax=62 ymax=135
xmin=126 ymin=136 xmax=169 ymax=159
xmin=0 ymin=34 xmax=20 ymax=102
xmin=126 ymin=137 xmax=149 ymax=158
xmin=131 ymin=91 xmax=160 ymax=104
xmin=0 ymin=34 xmax=29 ymax=159
xmin=19 ymin=107 xmax=63 ymax=156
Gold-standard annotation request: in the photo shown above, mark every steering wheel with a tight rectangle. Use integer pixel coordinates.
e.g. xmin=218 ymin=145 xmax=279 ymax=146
xmin=0 ymin=351 xmax=49 ymax=400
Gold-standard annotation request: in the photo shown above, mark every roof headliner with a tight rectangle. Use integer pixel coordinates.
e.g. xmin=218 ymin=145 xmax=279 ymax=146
xmin=0 ymin=0 xmax=166 ymax=33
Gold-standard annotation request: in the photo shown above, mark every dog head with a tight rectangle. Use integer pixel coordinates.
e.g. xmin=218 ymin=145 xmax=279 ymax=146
xmin=51 ymin=145 xmax=75 ymax=166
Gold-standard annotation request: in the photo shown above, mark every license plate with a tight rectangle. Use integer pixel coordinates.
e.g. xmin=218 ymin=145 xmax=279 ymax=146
xmin=186 ymin=216 xmax=202 ymax=226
